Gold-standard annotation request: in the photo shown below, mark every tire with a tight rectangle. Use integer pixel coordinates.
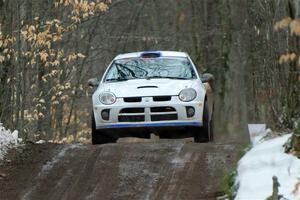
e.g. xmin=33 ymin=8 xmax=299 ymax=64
xmin=91 ymin=112 xmax=116 ymax=145
xmin=194 ymin=101 xmax=212 ymax=143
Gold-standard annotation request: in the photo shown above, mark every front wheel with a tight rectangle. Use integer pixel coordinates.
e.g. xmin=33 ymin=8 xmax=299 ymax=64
xmin=194 ymin=101 xmax=213 ymax=143
xmin=91 ymin=112 xmax=117 ymax=144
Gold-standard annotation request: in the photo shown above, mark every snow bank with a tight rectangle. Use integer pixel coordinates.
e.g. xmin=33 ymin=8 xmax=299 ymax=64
xmin=0 ymin=123 xmax=19 ymax=160
xmin=235 ymin=134 xmax=300 ymax=200
xmin=248 ymin=124 xmax=267 ymax=145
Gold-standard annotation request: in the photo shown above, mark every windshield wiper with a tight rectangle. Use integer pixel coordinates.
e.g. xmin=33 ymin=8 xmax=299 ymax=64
xmin=106 ymin=78 xmax=130 ymax=82
xmin=146 ymin=76 xmax=189 ymax=80
xmin=114 ymin=62 xmax=137 ymax=77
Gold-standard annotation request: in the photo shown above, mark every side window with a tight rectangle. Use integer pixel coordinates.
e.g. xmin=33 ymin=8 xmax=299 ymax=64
xmin=189 ymin=57 xmax=200 ymax=78
xmin=190 ymin=58 xmax=200 ymax=69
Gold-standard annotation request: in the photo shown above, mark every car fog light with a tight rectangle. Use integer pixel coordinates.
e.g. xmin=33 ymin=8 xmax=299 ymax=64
xmin=101 ymin=109 xmax=110 ymax=120
xmin=186 ymin=106 xmax=195 ymax=118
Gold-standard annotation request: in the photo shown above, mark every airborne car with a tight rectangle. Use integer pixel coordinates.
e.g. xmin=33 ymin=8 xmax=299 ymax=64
xmin=88 ymin=51 xmax=214 ymax=144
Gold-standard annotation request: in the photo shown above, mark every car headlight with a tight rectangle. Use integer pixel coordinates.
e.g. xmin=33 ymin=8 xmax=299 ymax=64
xmin=99 ymin=92 xmax=116 ymax=105
xmin=179 ymin=88 xmax=197 ymax=102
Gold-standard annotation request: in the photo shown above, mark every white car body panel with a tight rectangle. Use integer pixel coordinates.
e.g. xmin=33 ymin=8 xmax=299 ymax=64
xmin=92 ymin=51 xmax=207 ymax=130
xmin=98 ymin=79 xmax=203 ymax=97
xmin=113 ymin=51 xmax=188 ymax=60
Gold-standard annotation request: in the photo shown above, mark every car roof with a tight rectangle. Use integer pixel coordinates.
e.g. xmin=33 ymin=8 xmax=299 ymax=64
xmin=114 ymin=51 xmax=188 ymax=60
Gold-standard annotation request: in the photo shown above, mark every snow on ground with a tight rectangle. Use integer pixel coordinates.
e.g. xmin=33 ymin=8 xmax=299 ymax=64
xmin=248 ymin=124 xmax=267 ymax=145
xmin=36 ymin=140 xmax=46 ymax=144
xmin=235 ymin=133 xmax=300 ymax=200
xmin=0 ymin=123 xmax=19 ymax=160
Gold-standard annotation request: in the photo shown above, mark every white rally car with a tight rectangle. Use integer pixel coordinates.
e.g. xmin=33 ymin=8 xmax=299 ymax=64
xmin=88 ymin=51 xmax=214 ymax=144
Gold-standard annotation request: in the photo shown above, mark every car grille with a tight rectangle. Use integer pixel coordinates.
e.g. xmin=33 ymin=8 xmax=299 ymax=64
xmin=118 ymin=106 xmax=178 ymax=122
xmin=151 ymin=114 xmax=177 ymax=121
xmin=150 ymin=106 xmax=175 ymax=112
xmin=122 ymin=96 xmax=172 ymax=103
xmin=150 ymin=106 xmax=177 ymax=121
xmin=153 ymin=96 xmax=171 ymax=101
xmin=118 ymin=107 xmax=145 ymax=122
xmin=120 ymin=108 xmax=144 ymax=113
xmin=123 ymin=97 xmax=142 ymax=103
xmin=119 ymin=115 xmax=145 ymax=122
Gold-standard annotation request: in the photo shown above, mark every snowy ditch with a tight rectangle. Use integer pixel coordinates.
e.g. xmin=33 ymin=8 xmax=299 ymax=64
xmin=235 ymin=124 xmax=300 ymax=200
xmin=0 ymin=123 xmax=20 ymax=160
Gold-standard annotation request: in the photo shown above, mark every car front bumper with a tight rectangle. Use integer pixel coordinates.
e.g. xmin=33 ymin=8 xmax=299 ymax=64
xmin=93 ymin=96 xmax=204 ymax=130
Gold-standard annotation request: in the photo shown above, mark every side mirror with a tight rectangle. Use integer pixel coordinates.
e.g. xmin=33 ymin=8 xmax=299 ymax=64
xmin=200 ymin=73 xmax=214 ymax=83
xmin=88 ymin=78 xmax=99 ymax=87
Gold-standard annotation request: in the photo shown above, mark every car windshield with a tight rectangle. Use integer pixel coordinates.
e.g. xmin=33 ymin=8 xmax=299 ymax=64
xmin=104 ymin=57 xmax=196 ymax=82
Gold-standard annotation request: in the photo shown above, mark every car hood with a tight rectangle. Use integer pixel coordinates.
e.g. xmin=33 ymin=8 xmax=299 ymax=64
xmin=98 ymin=79 xmax=200 ymax=97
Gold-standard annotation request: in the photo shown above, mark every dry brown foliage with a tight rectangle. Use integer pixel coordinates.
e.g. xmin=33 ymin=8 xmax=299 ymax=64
xmin=274 ymin=17 xmax=292 ymax=31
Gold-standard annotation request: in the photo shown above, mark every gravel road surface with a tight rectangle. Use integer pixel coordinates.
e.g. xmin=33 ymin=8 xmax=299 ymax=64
xmin=0 ymin=137 xmax=244 ymax=200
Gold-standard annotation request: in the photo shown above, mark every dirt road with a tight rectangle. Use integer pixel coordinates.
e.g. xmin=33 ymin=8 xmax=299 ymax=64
xmin=0 ymin=138 xmax=243 ymax=200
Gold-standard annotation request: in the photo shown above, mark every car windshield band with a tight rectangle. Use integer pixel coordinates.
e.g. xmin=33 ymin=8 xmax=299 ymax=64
xmin=104 ymin=57 xmax=196 ymax=82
